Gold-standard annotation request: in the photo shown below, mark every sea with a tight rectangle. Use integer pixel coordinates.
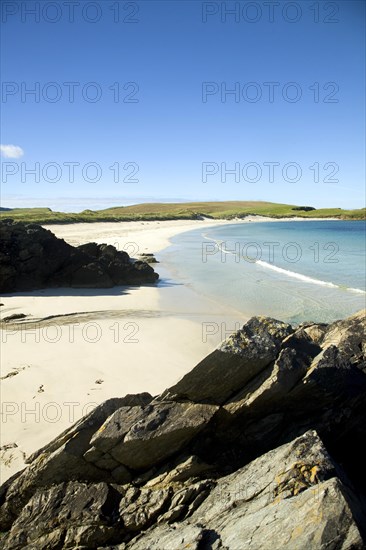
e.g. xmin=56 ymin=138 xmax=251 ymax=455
xmin=161 ymin=220 xmax=366 ymax=325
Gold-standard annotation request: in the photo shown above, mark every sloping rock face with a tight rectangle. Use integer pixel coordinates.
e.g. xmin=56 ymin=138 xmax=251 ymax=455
xmin=159 ymin=316 xmax=294 ymax=404
xmin=0 ymin=311 xmax=365 ymax=549
xmin=0 ymin=219 xmax=158 ymax=292
xmin=126 ymin=431 xmax=364 ymax=550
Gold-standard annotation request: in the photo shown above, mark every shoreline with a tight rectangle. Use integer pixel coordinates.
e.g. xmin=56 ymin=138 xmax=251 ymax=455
xmin=0 ymin=219 xmax=249 ymax=482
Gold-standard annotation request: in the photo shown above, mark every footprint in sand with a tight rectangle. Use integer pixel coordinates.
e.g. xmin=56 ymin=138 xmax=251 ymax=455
xmin=32 ymin=384 xmax=45 ymax=399
xmin=0 ymin=365 xmax=29 ymax=380
xmin=90 ymin=379 xmax=104 ymax=391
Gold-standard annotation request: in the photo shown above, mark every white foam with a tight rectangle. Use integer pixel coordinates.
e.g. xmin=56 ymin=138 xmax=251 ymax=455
xmin=201 ymin=233 xmax=366 ymax=295
xmin=348 ymin=287 xmax=366 ymax=294
xmin=256 ymin=260 xmax=366 ymax=294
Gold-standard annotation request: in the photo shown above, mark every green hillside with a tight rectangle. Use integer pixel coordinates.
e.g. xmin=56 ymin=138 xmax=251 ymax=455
xmin=0 ymin=202 xmax=364 ymax=224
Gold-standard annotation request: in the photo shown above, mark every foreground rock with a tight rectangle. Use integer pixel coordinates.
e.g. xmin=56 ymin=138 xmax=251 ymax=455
xmin=126 ymin=431 xmax=364 ymax=550
xmin=0 ymin=311 xmax=365 ymax=548
xmin=0 ymin=219 xmax=158 ymax=292
xmin=1 ymin=432 xmax=364 ymax=549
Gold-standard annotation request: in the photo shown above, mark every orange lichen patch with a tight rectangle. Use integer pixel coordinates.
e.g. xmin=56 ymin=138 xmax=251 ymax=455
xmin=310 ymin=466 xmax=320 ymax=483
xmin=273 ymin=461 xmax=323 ymax=500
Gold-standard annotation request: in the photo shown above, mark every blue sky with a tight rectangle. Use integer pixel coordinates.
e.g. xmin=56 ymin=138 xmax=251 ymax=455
xmin=1 ymin=0 xmax=365 ymax=211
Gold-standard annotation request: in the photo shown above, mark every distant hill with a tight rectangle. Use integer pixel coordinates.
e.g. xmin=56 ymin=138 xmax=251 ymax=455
xmin=0 ymin=201 xmax=364 ymax=224
xmin=0 ymin=207 xmax=12 ymax=211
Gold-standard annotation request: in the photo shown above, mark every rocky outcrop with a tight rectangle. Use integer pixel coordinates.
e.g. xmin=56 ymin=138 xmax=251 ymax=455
xmin=0 ymin=311 xmax=365 ymax=549
xmin=1 ymin=431 xmax=365 ymax=549
xmin=0 ymin=220 xmax=159 ymax=292
xmin=126 ymin=431 xmax=364 ymax=550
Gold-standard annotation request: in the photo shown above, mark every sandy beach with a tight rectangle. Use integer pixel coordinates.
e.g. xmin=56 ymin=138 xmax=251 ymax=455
xmin=0 ymin=215 xmax=347 ymax=481
xmin=0 ymin=218 xmax=252 ymax=482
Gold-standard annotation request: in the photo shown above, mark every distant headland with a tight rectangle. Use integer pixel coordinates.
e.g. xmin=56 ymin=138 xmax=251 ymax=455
xmin=0 ymin=201 xmax=364 ymax=224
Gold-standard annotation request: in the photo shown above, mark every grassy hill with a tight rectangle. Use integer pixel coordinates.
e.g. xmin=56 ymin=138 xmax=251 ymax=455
xmin=0 ymin=202 xmax=364 ymax=224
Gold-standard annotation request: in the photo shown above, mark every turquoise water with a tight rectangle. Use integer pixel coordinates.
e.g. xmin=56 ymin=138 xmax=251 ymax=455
xmin=161 ymin=221 xmax=366 ymax=324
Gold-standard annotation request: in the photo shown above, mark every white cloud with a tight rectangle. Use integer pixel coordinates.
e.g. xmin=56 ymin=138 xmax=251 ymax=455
xmin=0 ymin=144 xmax=24 ymax=158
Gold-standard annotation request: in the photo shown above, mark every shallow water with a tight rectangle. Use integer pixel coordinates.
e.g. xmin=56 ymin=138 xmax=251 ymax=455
xmin=162 ymin=220 xmax=366 ymax=324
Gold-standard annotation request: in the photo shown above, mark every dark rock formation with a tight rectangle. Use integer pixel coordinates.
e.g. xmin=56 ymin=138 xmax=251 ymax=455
xmin=0 ymin=219 xmax=159 ymax=292
xmin=0 ymin=311 xmax=365 ymax=549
